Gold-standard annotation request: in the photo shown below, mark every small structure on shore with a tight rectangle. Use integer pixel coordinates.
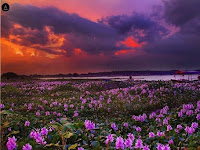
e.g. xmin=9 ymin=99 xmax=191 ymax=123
xmin=174 ymin=70 xmax=184 ymax=80
xmin=129 ymin=76 xmax=132 ymax=80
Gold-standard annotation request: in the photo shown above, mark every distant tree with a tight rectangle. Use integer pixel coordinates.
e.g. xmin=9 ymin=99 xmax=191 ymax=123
xmin=1 ymin=72 xmax=19 ymax=80
xmin=73 ymin=73 xmax=79 ymax=77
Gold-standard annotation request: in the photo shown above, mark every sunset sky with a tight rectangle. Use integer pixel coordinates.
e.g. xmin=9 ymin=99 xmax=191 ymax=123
xmin=1 ymin=0 xmax=200 ymax=75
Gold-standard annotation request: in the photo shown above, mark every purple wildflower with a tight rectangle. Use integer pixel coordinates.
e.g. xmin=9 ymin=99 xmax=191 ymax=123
xmin=167 ymin=125 xmax=173 ymax=131
xmin=185 ymin=126 xmax=195 ymax=134
xmin=116 ymin=136 xmax=124 ymax=150
xmin=105 ymin=134 xmax=114 ymax=145
xmin=197 ymin=114 xmax=200 ymax=120
xmin=22 ymin=143 xmax=32 ymax=150
xmin=191 ymin=122 xmax=198 ymax=129
xmin=36 ymin=111 xmax=40 ymax=116
xmin=84 ymin=120 xmax=95 ymax=130
xmin=6 ymin=136 xmax=17 ymax=150
xmin=127 ymin=133 xmax=135 ymax=141
xmin=143 ymin=145 xmax=150 ymax=150
xmin=123 ymin=123 xmax=128 ymax=128
xmin=24 ymin=121 xmax=30 ymax=127
xmin=111 ymin=123 xmax=118 ymax=131
xmin=135 ymin=139 xmax=143 ymax=149
xmin=168 ymin=139 xmax=174 ymax=145
xmin=40 ymin=127 xmax=48 ymax=136
xmin=125 ymin=138 xmax=132 ymax=149
xmin=149 ymin=132 xmax=155 ymax=138
xmin=136 ymin=127 xmax=142 ymax=132
xmin=177 ymin=124 xmax=183 ymax=130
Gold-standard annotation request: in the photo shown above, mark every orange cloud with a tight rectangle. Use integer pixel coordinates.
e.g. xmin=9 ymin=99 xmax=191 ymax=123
xmin=118 ymin=36 xmax=146 ymax=48
xmin=45 ymin=26 xmax=65 ymax=48
xmin=74 ymin=48 xmax=87 ymax=56
xmin=115 ymin=49 xmax=135 ymax=56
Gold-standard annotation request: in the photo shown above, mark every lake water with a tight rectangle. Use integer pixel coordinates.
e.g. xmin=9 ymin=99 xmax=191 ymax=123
xmin=40 ymin=74 xmax=200 ymax=81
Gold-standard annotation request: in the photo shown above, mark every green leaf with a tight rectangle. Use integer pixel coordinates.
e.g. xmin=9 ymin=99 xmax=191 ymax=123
xmin=60 ymin=118 xmax=68 ymax=124
xmin=0 ymin=110 xmax=14 ymax=115
xmin=65 ymin=132 xmax=74 ymax=139
xmin=68 ymin=144 xmax=77 ymax=150
xmin=63 ymin=123 xmax=75 ymax=131
xmin=45 ymin=142 xmax=60 ymax=147
xmin=6 ymin=130 xmax=19 ymax=138
xmin=50 ymin=122 xmax=62 ymax=131
xmin=2 ymin=121 xmax=10 ymax=128
xmin=91 ymin=141 xmax=100 ymax=148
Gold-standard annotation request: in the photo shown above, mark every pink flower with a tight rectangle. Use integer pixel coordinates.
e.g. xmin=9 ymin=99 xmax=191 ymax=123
xmin=30 ymin=130 xmax=36 ymax=138
xmin=197 ymin=101 xmax=200 ymax=108
xmin=111 ymin=123 xmax=118 ymax=131
xmin=185 ymin=126 xmax=195 ymax=134
xmin=123 ymin=123 xmax=128 ymax=128
xmin=149 ymin=112 xmax=156 ymax=119
xmin=175 ymin=129 xmax=179 ymax=133
xmin=157 ymin=143 xmax=163 ymax=150
xmin=168 ymin=139 xmax=174 ymax=144
xmin=116 ymin=137 xmax=124 ymax=150
xmin=78 ymin=147 xmax=84 ymax=150
xmin=178 ymin=112 xmax=183 ymax=117
xmin=22 ymin=143 xmax=32 ymax=150
xmin=177 ymin=124 xmax=183 ymax=130
xmin=70 ymin=104 xmax=74 ymax=108
xmin=186 ymin=110 xmax=193 ymax=116
xmin=157 ymin=131 xmax=165 ymax=137
xmin=191 ymin=122 xmax=198 ymax=129
xmin=157 ymin=143 xmax=171 ymax=150
xmin=84 ymin=120 xmax=95 ymax=130
xmin=40 ymin=127 xmax=48 ymax=136
xmin=135 ymin=139 xmax=143 ymax=149
xmin=30 ymin=129 xmax=47 ymax=145
xmin=105 ymin=134 xmax=114 ymax=145
xmin=162 ymin=144 xmax=171 ymax=150
xmin=6 ymin=136 xmax=17 ymax=150
xmin=197 ymin=114 xmax=200 ymax=120
xmin=24 ymin=121 xmax=30 ymax=127
xmin=127 ymin=133 xmax=135 ymax=141
xmin=36 ymin=111 xmax=40 ymax=116
xmin=73 ymin=111 xmax=79 ymax=117
xmin=45 ymin=111 xmax=50 ymax=116
xmin=143 ymin=145 xmax=150 ymax=150
xmin=125 ymin=138 xmax=132 ymax=149
xmin=149 ymin=132 xmax=155 ymax=138
xmin=167 ymin=125 xmax=173 ymax=131
xmin=163 ymin=118 xmax=169 ymax=125
xmin=0 ymin=103 xmax=5 ymax=109
xmin=136 ymin=127 xmax=142 ymax=132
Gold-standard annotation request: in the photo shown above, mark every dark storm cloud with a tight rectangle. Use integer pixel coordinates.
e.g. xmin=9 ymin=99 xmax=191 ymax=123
xmin=99 ymin=13 xmax=169 ymax=42
xmin=137 ymin=0 xmax=200 ymax=69
xmin=1 ymin=3 xmax=169 ymax=56
xmin=163 ymin=0 xmax=200 ymax=26
xmin=11 ymin=28 xmax=49 ymax=46
xmin=1 ymin=4 xmax=126 ymax=55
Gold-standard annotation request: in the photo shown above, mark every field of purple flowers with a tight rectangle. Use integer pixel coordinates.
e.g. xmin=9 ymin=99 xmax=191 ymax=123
xmin=1 ymin=80 xmax=200 ymax=150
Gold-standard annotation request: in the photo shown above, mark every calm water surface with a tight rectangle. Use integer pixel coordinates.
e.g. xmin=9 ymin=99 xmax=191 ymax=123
xmin=40 ymin=74 xmax=200 ymax=81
